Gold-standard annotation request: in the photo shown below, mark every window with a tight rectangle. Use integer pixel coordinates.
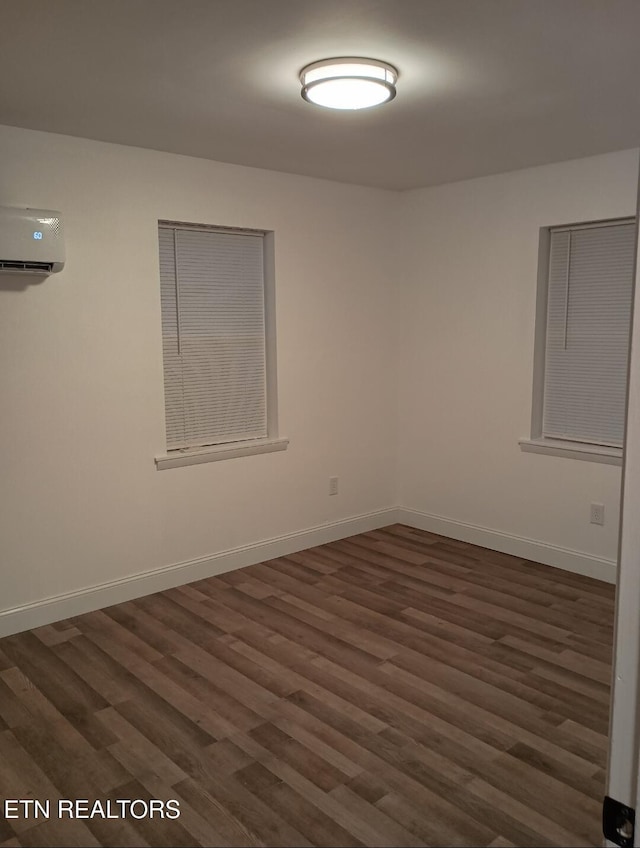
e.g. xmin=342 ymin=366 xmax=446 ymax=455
xmin=523 ymin=218 xmax=636 ymax=463
xmin=155 ymin=222 xmax=287 ymax=469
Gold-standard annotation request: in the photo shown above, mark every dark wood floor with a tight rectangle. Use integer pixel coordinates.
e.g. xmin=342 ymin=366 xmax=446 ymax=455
xmin=0 ymin=525 xmax=615 ymax=847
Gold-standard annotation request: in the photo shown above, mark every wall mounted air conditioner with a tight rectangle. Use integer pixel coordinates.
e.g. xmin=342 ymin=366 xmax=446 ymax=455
xmin=0 ymin=205 xmax=65 ymax=275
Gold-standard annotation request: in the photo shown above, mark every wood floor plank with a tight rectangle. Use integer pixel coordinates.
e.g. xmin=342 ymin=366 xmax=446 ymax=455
xmin=451 ymin=776 xmax=589 ymax=847
xmin=328 ymin=783 xmax=425 ymax=847
xmin=0 ymin=524 xmax=614 ymax=846
xmin=17 ymin=817 xmax=101 ymax=847
xmin=172 ymin=777 xmax=263 ymax=846
xmin=235 ymin=764 xmax=352 ymax=846
xmin=0 ymin=729 xmax=63 ymax=837
xmin=0 ymin=666 xmax=120 ymax=764
xmin=96 ymin=706 xmax=189 ymax=787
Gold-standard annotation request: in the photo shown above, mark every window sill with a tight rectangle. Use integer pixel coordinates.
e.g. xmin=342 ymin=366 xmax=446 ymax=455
xmin=519 ymin=437 xmax=622 ymax=466
xmin=155 ymin=437 xmax=289 ymax=470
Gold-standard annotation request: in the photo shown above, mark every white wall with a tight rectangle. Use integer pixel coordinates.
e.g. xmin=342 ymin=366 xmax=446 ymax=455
xmin=397 ymin=149 xmax=639 ymax=573
xmin=1 ymin=124 xmax=636 ymax=631
xmin=0 ymin=125 xmax=398 ymax=620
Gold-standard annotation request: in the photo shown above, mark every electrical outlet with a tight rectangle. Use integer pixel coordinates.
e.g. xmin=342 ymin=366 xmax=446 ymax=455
xmin=329 ymin=476 xmax=339 ymax=496
xmin=590 ymin=503 xmax=605 ymax=525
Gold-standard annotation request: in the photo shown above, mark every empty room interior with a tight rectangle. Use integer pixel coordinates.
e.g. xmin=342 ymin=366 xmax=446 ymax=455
xmin=2 ymin=1 xmax=640 ymax=846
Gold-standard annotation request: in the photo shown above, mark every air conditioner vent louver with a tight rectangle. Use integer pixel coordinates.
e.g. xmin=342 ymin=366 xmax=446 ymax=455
xmin=0 ymin=260 xmax=55 ymax=273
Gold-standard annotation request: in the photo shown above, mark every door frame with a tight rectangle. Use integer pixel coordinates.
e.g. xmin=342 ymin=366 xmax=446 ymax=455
xmin=606 ymin=162 xmax=640 ymax=845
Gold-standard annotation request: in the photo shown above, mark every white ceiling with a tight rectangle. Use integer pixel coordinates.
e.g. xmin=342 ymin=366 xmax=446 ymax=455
xmin=2 ymin=0 xmax=640 ymax=191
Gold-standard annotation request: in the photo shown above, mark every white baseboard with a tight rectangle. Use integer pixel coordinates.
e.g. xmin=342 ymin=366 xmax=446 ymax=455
xmin=0 ymin=505 xmax=616 ymax=639
xmin=397 ymin=507 xmax=617 ymax=585
xmin=0 ymin=507 xmax=402 ymax=638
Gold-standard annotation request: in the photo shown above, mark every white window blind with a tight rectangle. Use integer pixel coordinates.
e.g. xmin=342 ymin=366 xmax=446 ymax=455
xmin=159 ymin=225 xmax=267 ymax=450
xmin=542 ymin=220 xmax=635 ymax=447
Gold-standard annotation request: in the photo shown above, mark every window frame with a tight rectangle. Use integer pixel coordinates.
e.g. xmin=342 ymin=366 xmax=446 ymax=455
xmin=520 ymin=216 xmax=635 ymax=466
xmin=154 ymin=220 xmax=287 ymax=470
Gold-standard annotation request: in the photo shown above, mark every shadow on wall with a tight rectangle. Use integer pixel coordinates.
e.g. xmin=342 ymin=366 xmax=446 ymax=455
xmin=0 ymin=272 xmax=50 ymax=292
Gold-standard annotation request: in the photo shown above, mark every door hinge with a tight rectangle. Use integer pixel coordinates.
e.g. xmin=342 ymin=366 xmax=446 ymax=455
xmin=603 ymin=795 xmax=635 ymax=847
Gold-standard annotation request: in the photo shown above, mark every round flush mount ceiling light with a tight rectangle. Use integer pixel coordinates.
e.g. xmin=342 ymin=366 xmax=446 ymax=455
xmin=299 ymin=57 xmax=398 ymax=110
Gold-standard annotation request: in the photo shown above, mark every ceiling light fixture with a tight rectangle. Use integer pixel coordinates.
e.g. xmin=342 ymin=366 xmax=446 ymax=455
xmin=299 ymin=57 xmax=397 ymax=110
